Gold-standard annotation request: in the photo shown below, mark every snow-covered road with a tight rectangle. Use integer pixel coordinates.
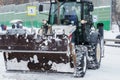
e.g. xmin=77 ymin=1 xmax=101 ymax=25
xmin=0 ymin=46 xmax=120 ymax=80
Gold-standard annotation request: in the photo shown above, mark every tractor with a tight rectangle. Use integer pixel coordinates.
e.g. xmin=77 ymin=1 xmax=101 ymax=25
xmin=0 ymin=0 xmax=104 ymax=77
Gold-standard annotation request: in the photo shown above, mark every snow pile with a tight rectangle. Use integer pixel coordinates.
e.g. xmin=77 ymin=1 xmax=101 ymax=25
xmin=6 ymin=58 xmax=29 ymax=70
xmin=104 ymin=30 xmax=120 ymax=39
xmin=51 ymin=63 xmax=74 ymax=72
xmin=104 ymin=24 xmax=120 ymax=39
xmin=104 ymin=29 xmax=120 ymax=45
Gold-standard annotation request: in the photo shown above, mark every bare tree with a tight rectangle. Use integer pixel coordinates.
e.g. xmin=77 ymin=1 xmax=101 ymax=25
xmin=113 ymin=0 xmax=120 ymax=31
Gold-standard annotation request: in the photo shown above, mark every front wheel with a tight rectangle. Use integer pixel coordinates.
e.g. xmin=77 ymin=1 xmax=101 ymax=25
xmin=74 ymin=45 xmax=87 ymax=77
xmin=88 ymin=39 xmax=102 ymax=69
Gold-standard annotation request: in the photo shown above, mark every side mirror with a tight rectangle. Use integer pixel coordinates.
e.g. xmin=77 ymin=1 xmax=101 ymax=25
xmin=88 ymin=3 xmax=94 ymax=12
xmin=39 ymin=5 xmax=43 ymax=12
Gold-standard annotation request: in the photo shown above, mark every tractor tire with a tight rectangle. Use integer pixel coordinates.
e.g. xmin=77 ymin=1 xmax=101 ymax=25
xmin=74 ymin=45 xmax=87 ymax=77
xmin=88 ymin=39 xmax=102 ymax=69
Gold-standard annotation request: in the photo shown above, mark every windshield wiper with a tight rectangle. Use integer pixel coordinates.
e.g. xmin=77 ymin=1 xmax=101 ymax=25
xmin=53 ymin=0 xmax=66 ymax=13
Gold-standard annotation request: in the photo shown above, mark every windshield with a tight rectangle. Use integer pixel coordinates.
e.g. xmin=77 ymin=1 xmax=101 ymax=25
xmin=49 ymin=2 xmax=81 ymax=25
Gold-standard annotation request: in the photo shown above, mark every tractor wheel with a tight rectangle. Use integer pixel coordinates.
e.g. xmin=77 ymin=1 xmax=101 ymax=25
xmin=74 ymin=45 xmax=87 ymax=77
xmin=89 ymin=39 xmax=102 ymax=69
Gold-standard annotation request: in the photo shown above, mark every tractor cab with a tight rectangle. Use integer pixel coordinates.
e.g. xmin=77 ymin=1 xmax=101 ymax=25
xmin=48 ymin=0 xmax=93 ymax=25
xmin=48 ymin=0 xmax=94 ymax=44
xmin=48 ymin=0 xmax=81 ymax=25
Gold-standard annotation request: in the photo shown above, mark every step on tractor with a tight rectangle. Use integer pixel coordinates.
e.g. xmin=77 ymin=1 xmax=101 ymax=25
xmin=0 ymin=0 xmax=104 ymax=77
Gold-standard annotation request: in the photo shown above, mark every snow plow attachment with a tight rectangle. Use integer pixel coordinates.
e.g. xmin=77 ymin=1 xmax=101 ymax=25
xmin=0 ymin=25 xmax=76 ymax=72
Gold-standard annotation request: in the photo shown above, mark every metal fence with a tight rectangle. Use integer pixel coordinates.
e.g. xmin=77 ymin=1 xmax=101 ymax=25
xmin=92 ymin=0 xmax=111 ymax=7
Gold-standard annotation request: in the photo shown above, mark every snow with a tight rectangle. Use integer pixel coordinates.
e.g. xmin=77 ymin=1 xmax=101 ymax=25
xmin=51 ymin=63 xmax=74 ymax=72
xmin=0 ymin=46 xmax=120 ymax=80
xmin=0 ymin=30 xmax=120 ymax=80
xmin=33 ymin=55 xmax=39 ymax=63
xmin=6 ymin=58 xmax=29 ymax=70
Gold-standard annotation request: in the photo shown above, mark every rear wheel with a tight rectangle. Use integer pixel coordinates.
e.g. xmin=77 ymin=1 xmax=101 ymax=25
xmin=74 ymin=45 xmax=87 ymax=77
xmin=95 ymin=40 xmax=101 ymax=68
